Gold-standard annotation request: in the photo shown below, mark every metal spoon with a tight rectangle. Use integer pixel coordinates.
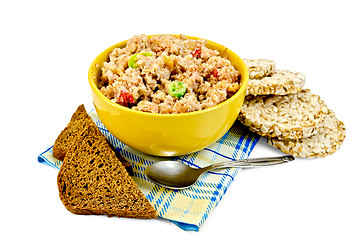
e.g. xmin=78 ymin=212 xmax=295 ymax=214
xmin=144 ymin=155 xmax=295 ymax=189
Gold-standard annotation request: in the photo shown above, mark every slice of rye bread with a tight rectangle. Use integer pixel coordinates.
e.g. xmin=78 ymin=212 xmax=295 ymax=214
xmin=52 ymin=104 xmax=133 ymax=175
xmin=57 ymin=123 xmax=157 ymax=219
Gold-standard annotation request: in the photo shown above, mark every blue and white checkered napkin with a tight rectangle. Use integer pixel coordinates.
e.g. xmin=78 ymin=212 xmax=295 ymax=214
xmin=38 ymin=109 xmax=260 ymax=231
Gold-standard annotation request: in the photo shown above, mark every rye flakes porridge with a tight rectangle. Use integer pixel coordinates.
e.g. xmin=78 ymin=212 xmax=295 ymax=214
xmin=99 ymin=34 xmax=241 ymax=114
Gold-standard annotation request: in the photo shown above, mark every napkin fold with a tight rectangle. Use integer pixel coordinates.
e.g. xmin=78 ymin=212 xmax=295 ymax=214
xmin=38 ymin=109 xmax=260 ymax=231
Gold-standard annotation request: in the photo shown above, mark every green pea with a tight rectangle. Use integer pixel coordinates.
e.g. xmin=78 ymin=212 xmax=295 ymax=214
xmin=168 ymin=81 xmax=187 ymax=98
xmin=128 ymin=52 xmax=152 ymax=69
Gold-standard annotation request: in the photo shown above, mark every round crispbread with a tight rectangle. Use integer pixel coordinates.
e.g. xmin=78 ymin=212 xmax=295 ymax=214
xmin=247 ymin=70 xmax=306 ymax=96
xmin=238 ymin=89 xmax=329 ymax=139
xmin=266 ymin=110 xmax=346 ymax=158
xmin=242 ymin=59 xmax=276 ymax=79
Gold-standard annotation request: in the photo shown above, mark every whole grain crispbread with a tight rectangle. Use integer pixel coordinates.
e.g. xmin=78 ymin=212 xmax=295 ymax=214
xmin=57 ymin=123 xmax=157 ymax=219
xmin=238 ymin=89 xmax=329 ymax=139
xmin=247 ymin=70 xmax=306 ymax=96
xmin=242 ymin=59 xmax=276 ymax=79
xmin=267 ymin=109 xmax=346 ymax=158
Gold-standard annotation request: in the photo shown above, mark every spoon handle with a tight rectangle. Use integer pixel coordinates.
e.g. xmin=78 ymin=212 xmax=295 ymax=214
xmin=203 ymin=155 xmax=294 ymax=172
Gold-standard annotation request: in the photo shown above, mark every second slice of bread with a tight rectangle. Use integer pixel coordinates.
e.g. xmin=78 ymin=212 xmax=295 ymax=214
xmin=52 ymin=104 xmax=133 ymax=175
xmin=53 ymin=105 xmax=92 ymax=161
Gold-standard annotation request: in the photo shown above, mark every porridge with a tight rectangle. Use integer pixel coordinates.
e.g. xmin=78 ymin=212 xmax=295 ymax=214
xmin=98 ymin=34 xmax=241 ymax=114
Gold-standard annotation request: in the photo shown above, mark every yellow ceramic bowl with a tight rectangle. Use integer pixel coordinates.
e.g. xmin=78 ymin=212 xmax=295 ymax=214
xmin=88 ymin=35 xmax=249 ymax=156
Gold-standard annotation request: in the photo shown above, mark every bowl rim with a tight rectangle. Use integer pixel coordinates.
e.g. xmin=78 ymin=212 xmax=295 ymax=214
xmin=88 ymin=34 xmax=249 ymax=118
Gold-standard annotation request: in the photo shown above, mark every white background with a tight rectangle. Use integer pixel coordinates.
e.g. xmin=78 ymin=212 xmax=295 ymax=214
xmin=1 ymin=0 xmax=361 ymax=239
